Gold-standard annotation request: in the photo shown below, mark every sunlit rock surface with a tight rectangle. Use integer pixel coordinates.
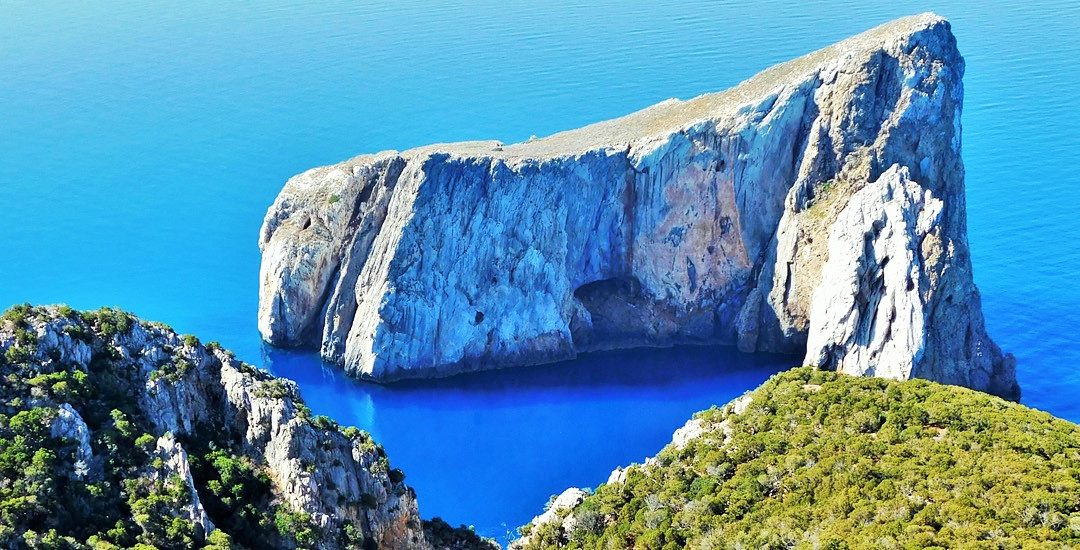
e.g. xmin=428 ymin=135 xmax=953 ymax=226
xmin=258 ymin=13 xmax=1017 ymax=399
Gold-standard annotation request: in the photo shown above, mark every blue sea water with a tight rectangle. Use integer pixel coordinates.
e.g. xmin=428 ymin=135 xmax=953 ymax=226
xmin=2 ymin=0 xmax=1079 ymax=541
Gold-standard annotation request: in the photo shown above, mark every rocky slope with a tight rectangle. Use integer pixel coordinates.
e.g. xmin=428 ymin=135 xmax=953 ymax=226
xmin=0 ymin=304 xmax=492 ymax=549
xmin=512 ymin=368 xmax=1080 ymax=548
xmin=258 ymin=13 xmax=1017 ymax=399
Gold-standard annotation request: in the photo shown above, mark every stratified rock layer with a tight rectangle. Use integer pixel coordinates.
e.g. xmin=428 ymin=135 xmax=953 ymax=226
xmin=258 ymin=13 xmax=1017 ymax=399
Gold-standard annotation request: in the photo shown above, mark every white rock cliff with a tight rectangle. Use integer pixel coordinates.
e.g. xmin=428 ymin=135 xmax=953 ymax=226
xmin=258 ymin=14 xmax=1017 ymax=398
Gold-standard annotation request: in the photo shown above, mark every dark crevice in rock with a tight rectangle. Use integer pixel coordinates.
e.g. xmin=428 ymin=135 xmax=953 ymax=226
xmin=572 ymin=276 xmax=656 ymax=348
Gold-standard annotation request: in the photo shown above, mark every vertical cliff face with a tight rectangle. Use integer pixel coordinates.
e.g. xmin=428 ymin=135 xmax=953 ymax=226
xmin=258 ymin=14 xmax=1017 ymax=399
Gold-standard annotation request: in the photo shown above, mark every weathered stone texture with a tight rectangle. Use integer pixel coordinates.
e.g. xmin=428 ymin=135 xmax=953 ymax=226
xmin=259 ymin=14 xmax=1017 ymax=399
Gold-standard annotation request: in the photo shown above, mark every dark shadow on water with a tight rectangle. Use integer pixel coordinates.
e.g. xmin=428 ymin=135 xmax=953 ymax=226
xmin=394 ymin=345 xmax=795 ymax=390
xmin=263 ymin=343 xmax=796 ymax=394
xmin=260 ymin=344 xmax=796 ymax=543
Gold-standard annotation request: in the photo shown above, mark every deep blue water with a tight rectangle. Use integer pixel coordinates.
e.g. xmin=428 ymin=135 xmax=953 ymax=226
xmin=265 ymin=347 xmax=787 ymax=540
xmin=3 ymin=0 xmax=1079 ymax=542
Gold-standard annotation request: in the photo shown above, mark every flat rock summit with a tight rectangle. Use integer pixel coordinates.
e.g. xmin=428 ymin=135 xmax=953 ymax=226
xmin=258 ymin=13 xmax=1018 ymax=399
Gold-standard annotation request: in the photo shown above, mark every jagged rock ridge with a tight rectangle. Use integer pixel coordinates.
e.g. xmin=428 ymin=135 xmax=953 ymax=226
xmin=258 ymin=13 xmax=1017 ymax=399
xmin=0 ymin=304 xmax=493 ymax=549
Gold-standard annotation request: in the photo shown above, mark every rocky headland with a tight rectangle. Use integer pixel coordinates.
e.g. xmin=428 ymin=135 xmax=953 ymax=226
xmin=258 ymin=13 xmax=1017 ymax=399
xmin=511 ymin=368 xmax=1080 ymax=548
xmin=0 ymin=304 xmax=493 ymax=549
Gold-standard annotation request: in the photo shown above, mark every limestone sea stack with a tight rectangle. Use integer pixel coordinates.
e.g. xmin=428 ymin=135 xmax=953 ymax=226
xmin=258 ymin=13 xmax=1018 ymax=399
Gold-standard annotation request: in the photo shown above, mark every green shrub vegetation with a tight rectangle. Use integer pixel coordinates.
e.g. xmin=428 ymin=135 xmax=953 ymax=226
xmin=254 ymin=378 xmax=292 ymax=399
xmin=81 ymin=307 xmax=133 ymax=338
xmin=519 ymin=368 xmax=1080 ymax=549
xmin=312 ymin=414 xmax=339 ymax=431
xmin=149 ymin=357 xmax=193 ymax=384
xmin=124 ymin=473 xmax=197 ymax=548
xmin=274 ymin=509 xmax=319 ymax=548
xmin=188 ymin=447 xmax=286 ymax=547
xmin=1 ymin=303 xmax=35 ymax=325
xmin=424 ymin=517 xmax=492 ymax=550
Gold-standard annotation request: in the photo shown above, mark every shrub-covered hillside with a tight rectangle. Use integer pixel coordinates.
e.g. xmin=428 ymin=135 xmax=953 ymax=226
xmin=0 ymin=304 xmax=491 ymax=550
xmin=516 ymin=367 xmax=1080 ymax=549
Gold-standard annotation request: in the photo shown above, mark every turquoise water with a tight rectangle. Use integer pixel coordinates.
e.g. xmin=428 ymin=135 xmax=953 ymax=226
xmin=3 ymin=0 xmax=1079 ymax=541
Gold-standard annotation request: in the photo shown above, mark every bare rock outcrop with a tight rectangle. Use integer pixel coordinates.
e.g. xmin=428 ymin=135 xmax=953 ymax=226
xmin=152 ymin=434 xmax=216 ymax=538
xmin=258 ymin=14 xmax=1017 ymax=399
xmin=49 ymin=403 xmax=93 ymax=479
xmin=804 ymin=165 xmax=1015 ymax=393
xmin=0 ymin=305 xmax=496 ymax=549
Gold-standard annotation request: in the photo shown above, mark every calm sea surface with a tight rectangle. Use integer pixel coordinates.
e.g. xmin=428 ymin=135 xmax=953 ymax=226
xmin=3 ymin=0 xmax=1078 ymax=541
